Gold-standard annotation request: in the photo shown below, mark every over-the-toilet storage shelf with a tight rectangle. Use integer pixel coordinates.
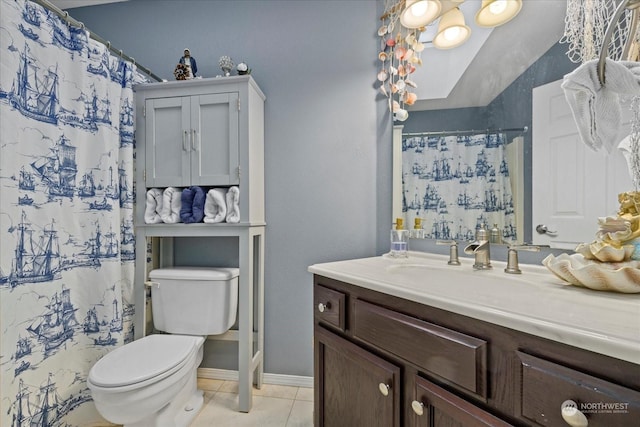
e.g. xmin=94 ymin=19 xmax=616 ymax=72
xmin=133 ymin=75 xmax=265 ymax=413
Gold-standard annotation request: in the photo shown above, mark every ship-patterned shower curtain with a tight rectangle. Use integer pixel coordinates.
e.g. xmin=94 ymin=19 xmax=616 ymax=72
xmin=402 ymin=132 xmax=518 ymax=242
xmin=0 ymin=0 xmax=148 ymax=425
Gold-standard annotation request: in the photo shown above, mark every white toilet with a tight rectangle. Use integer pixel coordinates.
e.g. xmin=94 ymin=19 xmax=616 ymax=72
xmin=88 ymin=267 xmax=239 ymax=427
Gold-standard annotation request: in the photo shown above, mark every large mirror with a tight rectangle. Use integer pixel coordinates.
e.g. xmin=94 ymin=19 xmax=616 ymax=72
xmin=392 ymin=1 xmax=577 ymax=246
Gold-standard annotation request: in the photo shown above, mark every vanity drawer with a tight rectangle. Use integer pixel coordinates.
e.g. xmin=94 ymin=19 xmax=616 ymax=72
xmin=517 ymin=352 xmax=640 ymax=426
xmin=353 ymin=299 xmax=487 ymax=398
xmin=314 ymin=285 xmax=346 ymax=332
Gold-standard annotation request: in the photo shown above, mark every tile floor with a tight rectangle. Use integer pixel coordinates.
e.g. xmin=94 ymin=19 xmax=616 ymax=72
xmin=191 ymin=379 xmax=314 ymax=427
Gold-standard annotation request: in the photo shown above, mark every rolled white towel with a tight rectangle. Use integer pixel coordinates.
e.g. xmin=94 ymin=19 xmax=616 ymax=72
xmin=160 ymin=187 xmax=182 ymax=223
xmin=144 ymin=188 xmax=164 ymax=224
xmin=204 ymin=188 xmax=227 ymax=223
xmin=225 ymin=186 xmax=240 ymax=223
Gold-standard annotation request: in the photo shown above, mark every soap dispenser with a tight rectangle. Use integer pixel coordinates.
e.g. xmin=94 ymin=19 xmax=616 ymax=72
xmin=390 ymin=218 xmax=409 ymax=258
xmin=411 ymin=217 xmax=424 ymax=239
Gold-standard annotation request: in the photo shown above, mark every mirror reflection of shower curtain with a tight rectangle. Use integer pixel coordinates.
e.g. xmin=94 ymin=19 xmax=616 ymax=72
xmin=0 ymin=0 xmax=149 ymax=425
xmin=401 ymin=132 xmax=518 ymax=242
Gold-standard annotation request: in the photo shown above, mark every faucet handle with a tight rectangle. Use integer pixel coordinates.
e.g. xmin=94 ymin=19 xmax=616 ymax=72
xmin=436 ymin=240 xmax=461 ymax=266
xmin=508 ymin=244 xmax=542 ymax=252
xmin=505 ymin=245 xmax=541 ymax=274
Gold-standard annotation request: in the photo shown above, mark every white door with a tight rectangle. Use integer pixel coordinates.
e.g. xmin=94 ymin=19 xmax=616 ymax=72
xmin=532 ymin=80 xmax=633 ymax=249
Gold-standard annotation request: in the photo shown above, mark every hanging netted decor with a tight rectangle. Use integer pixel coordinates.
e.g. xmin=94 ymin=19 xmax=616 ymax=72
xmin=562 ymin=0 xmax=639 ymax=63
xmin=627 ymin=97 xmax=640 ymax=190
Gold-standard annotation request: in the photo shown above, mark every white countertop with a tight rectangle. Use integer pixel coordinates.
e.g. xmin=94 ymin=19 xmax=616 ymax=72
xmin=309 ymin=251 xmax=640 ymax=364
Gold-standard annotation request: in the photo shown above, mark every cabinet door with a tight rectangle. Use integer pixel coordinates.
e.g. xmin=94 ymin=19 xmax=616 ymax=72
xmin=315 ymin=326 xmax=400 ymax=427
xmin=190 ymin=92 xmax=239 ymax=186
xmin=145 ymin=97 xmax=191 ymax=187
xmin=412 ymin=376 xmax=513 ymax=427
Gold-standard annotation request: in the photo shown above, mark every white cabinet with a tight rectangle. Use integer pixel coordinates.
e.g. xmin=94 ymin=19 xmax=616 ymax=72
xmin=133 ymin=76 xmax=265 ymax=412
xmin=144 ymin=92 xmax=239 ymax=187
xmin=136 ymin=75 xmax=265 ymax=224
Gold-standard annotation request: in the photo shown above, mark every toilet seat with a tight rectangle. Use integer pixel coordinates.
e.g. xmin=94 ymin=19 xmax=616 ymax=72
xmin=89 ymin=335 xmax=203 ymax=389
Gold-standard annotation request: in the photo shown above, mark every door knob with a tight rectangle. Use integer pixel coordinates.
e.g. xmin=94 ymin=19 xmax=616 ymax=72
xmin=561 ymin=401 xmax=588 ymax=426
xmin=317 ymin=302 xmax=331 ymax=313
xmin=536 ymin=224 xmax=557 ymax=235
xmin=378 ymin=383 xmax=390 ymax=396
xmin=411 ymin=400 xmax=424 ymax=416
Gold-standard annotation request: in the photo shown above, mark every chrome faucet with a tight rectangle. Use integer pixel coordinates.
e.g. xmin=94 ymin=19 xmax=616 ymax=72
xmin=464 ymin=225 xmax=492 ymax=270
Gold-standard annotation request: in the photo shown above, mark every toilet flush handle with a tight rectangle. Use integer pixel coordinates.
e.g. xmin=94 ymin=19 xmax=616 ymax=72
xmin=144 ymin=281 xmax=159 ymax=288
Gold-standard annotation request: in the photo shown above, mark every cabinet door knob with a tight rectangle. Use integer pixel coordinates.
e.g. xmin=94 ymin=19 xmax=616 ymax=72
xmin=183 ymin=130 xmax=189 ymax=151
xmin=411 ymin=400 xmax=425 ymax=416
xmin=191 ymin=129 xmax=198 ymax=151
xmin=561 ymin=401 xmax=588 ymax=427
xmin=317 ymin=302 xmax=331 ymax=313
xmin=378 ymin=382 xmax=391 ymax=397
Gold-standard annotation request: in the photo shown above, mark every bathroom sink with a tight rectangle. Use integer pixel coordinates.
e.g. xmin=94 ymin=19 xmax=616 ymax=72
xmin=382 ymin=252 xmax=548 ymax=287
xmin=385 ymin=261 xmax=453 ymax=273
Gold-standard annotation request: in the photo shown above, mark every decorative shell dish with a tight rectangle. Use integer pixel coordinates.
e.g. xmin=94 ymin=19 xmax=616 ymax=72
xmin=543 ymin=253 xmax=640 ymax=293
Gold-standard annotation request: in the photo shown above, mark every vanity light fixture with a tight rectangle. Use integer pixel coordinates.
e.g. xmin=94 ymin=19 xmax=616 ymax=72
xmin=400 ymin=0 xmax=442 ymax=29
xmin=475 ymin=0 xmax=523 ymax=28
xmin=433 ymin=7 xmax=471 ymax=49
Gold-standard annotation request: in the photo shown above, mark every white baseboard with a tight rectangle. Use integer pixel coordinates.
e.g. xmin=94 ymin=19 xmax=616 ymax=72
xmin=197 ymin=367 xmax=314 ymax=389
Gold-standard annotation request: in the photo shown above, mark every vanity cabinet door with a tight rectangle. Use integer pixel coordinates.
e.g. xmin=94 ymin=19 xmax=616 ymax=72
xmin=518 ymin=352 xmax=640 ymax=427
xmin=315 ymin=326 xmax=401 ymax=427
xmin=412 ymin=376 xmax=514 ymax=427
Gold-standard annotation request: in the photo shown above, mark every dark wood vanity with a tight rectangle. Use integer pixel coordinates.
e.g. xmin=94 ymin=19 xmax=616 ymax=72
xmin=313 ymin=275 xmax=640 ymax=427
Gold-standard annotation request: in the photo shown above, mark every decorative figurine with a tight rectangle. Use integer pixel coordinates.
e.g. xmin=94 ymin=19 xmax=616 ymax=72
xmin=178 ymin=48 xmax=197 ymax=78
xmin=219 ymin=55 xmax=234 ymax=77
xmin=237 ymin=62 xmax=251 ymax=75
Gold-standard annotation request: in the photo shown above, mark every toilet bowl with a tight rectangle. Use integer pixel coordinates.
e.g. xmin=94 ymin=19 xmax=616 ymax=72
xmin=88 ymin=267 xmax=239 ymax=427
xmin=88 ymin=334 xmax=205 ymax=427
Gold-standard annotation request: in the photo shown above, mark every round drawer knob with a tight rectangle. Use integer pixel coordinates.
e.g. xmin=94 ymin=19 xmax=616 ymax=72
xmin=378 ymin=382 xmax=390 ymax=397
xmin=411 ymin=400 xmax=424 ymax=416
xmin=317 ymin=302 xmax=331 ymax=313
xmin=561 ymin=400 xmax=588 ymax=427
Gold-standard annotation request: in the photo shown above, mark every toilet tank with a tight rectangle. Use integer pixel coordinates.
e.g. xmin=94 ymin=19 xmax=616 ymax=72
xmin=148 ymin=267 xmax=239 ymax=335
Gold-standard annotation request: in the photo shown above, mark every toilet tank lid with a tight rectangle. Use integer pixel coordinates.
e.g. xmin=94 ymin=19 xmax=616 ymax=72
xmin=149 ymin=266 xmax=239 ymax=281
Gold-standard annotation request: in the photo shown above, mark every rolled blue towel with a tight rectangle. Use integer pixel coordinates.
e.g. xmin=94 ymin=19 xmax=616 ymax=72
xmin=180 ymin=186 xmax=205 ymax=223
xmin=179 ymin=187 xmax=194 ymax=222
xmin=191 ymin=186 xmax=206 ymax=222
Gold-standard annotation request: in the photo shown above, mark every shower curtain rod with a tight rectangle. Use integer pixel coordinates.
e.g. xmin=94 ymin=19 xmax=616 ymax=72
xmin=403 ymin=126 xmax=529 ymax=137
xmin=31 ymin=0 xmax=162 ymax=82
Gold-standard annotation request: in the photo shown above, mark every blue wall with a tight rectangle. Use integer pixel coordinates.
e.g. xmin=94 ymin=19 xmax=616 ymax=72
xmin=71 ymin=0 xmax=390 ymax=378
xmin=70 ymin=0 xmax=576 ymax=378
